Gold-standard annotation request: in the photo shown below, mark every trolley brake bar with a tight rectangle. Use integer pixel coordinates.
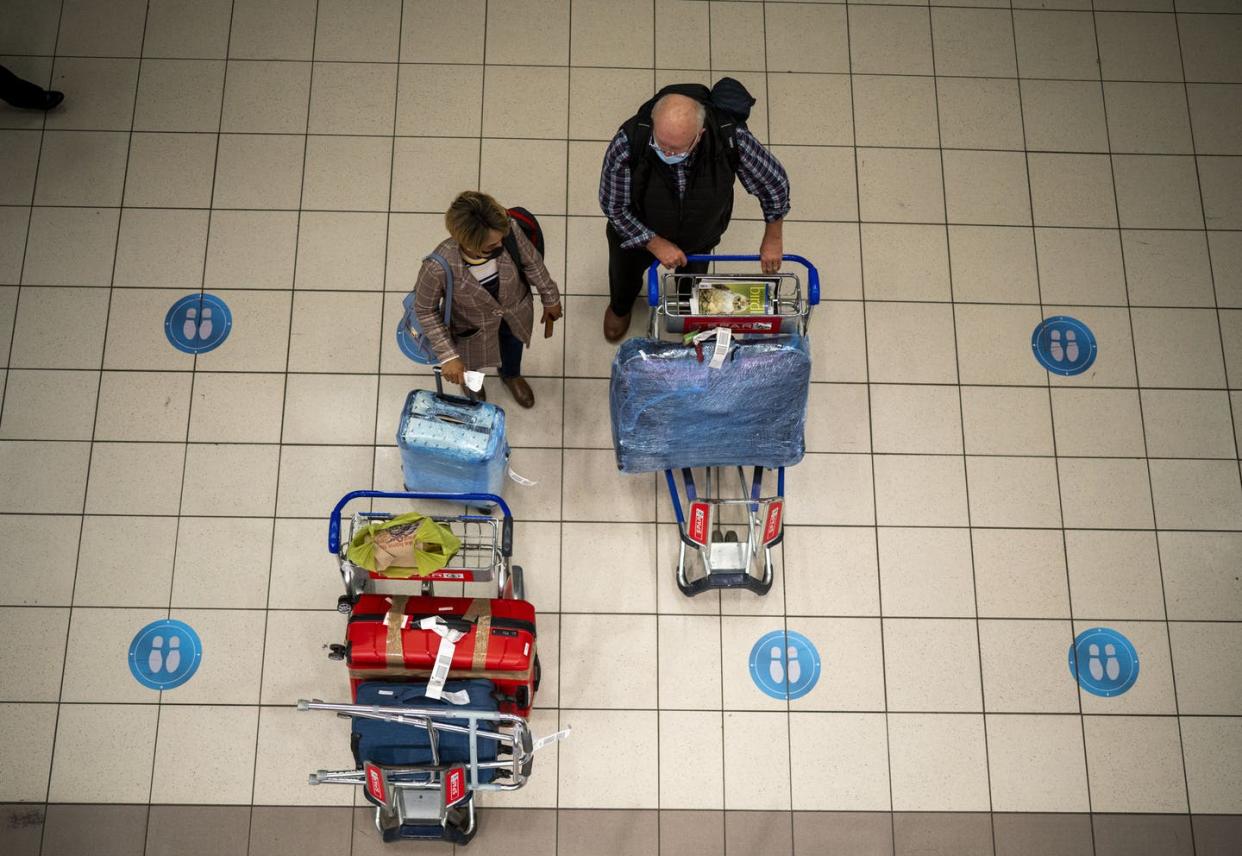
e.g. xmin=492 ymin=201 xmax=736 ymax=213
xmin=645 ymin=254 xmax=821 ymax=307
xmin=329 ymin=490 xmax=513 ymax=557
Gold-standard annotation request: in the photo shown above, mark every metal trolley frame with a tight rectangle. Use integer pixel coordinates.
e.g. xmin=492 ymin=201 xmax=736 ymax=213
xmin=298 ymin=700 xmax=534 ymax=844
xmin=327 ymin=489 xmax=522 ymax=613
xmin=645 ymin=253 xmax=820 ymax=597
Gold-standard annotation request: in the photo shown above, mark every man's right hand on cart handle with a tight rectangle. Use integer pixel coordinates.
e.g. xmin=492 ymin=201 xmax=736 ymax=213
xmin=646 ymin=235 xmax=687 ymax=269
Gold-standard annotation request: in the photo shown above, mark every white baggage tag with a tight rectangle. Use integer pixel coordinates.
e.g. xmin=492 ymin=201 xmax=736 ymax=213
xmin=418 ymin=617 xmax=465 ymax=701
xmin=440 ymin=688 xmax=471 ymax=705
xmin=708 ymin=327 xmax=731 ymax=369
xmin=507 ymin=466 xmax=537 ymax=486
xmin=531 ymin=727 xmax=572 ymax=752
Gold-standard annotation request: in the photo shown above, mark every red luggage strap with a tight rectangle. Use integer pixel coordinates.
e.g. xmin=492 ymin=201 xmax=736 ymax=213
xmin=383 ymin=596 xmax=493 ymax=670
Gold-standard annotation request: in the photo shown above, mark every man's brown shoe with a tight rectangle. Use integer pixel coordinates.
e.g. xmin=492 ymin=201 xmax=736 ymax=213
xmin=501 ymin=375 xmax=535 ymax=408
xmin=603 ymin=306 xmax=630 ymax=343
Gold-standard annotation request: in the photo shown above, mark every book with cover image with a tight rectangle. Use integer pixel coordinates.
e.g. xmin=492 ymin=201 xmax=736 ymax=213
xmin=688 ymin=279 xmax=774 ymax=315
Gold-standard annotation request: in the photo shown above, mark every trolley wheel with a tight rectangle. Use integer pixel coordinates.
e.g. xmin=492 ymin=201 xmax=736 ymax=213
xmin=336 ymin=595 xmax=354 ymax=615
xmin=509 ymin=565 xmax=525 ymax=601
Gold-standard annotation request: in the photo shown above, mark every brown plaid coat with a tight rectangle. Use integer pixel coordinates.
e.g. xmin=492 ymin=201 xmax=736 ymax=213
xmin=411 ymin=223 xmax=560 ymax=371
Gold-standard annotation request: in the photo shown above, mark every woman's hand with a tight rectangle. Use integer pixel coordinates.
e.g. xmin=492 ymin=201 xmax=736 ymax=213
xmin=541 ymin=303 xmax=563 ymax=338
xmin=440 ymin=357 xmax=465 ymax=385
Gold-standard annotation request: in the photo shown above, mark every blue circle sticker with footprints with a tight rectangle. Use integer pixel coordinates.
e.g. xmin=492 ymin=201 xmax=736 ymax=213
xmin=749 ymin=630 xmax=821 ymax=700
xmin=1032 ymin=315 xmax=1097 ymax=376
xmin=129 ymin=620 xmax=202 ymax=690
xmin=1069 ymin=627 xmax=1138 ymax=697
xmin=165 ymin=293 xmax=232 ymax=354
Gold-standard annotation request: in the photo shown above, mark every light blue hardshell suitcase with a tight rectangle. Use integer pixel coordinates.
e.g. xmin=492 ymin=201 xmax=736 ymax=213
xmin=397 ymin=386 xmax=509 ymax=498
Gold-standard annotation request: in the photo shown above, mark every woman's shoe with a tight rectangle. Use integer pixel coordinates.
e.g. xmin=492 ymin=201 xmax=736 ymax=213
xmin=501 ymin=376 xmax=535 ymax=408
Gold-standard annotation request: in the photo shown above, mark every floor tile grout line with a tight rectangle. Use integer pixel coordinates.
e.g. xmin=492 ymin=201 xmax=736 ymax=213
xmin=244 ymin=3 xmax=323 ymax=852
xmin=1007 ymin=2 xmax=1098 ymax=849
xmin=555 ymin=2 xmax=569 ymax=849
xmin=840 ymin=4 xmax=898 ymax=849
xmin=926 ymin=6 xmax=998 ymax=842
xmin=30 ymin=4 xmax=71 ymax=847
xmin=1090 ymin=1 xmax=1196 ymax=844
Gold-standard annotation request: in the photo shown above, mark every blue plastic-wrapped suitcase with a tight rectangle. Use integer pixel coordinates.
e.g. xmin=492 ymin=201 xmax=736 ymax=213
xmin=610 ymin=335 xmax=811 ymax=473
xmin=397 ymin=388 xmax=509 ymax=496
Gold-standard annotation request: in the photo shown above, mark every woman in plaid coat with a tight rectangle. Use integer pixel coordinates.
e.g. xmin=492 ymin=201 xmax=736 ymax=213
xmin=412 ymin=192 xmax=562 ymax=408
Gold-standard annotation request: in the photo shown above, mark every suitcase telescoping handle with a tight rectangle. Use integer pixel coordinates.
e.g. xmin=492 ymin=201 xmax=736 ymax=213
xmin=433 ymin=365 xmax=483 ymax=408
xmin=328 ymin=489 xmax=513 ymax=557
xmin=645 ymin=254 xmax=821 ymax=307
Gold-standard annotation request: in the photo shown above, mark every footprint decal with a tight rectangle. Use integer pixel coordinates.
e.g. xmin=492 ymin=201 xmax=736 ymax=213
xmin=129 ymin=620 xmax=202 ymax=690
xmin=1069 ymin=628 xmax=1138 ymax=697
xmin=749 ymin=630 xmax=822 ymax=701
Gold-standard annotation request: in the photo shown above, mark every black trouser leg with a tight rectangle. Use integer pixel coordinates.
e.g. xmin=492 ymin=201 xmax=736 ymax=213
xmin=0 ymin=65 xmax=50 ymax=109
xmin=606 ymin=222 xmax=714 ymax=317
xmin=497 ymin=320 xmax=524 ymax=379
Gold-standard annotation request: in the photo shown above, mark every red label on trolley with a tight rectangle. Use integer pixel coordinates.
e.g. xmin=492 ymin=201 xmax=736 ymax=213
xmin=762 ymin=501 xmax=783 ymax=544
xmin=364 ymin=762 xmax=386 ymax=804
xmin=687 ymin=501 xmax=711 ymax=546
xmin=683 ymin=315 xmax=782 ymax=334
xmin=443 ymin=766 xmax=468 ymax=807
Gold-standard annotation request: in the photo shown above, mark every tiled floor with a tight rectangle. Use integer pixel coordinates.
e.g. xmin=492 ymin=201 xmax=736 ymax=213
xmin=1 ymin=0 xmax=1241 ymax=853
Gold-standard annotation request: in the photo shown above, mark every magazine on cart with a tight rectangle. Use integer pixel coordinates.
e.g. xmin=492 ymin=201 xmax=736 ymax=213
xmin=688 ymin=279 xmax=775 ymax=315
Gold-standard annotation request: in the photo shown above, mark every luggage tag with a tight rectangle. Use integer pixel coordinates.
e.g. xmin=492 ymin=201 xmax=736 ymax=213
xmin=688 ymin=327 xmax=732 ymax=369
xmin=531 ymin=727 xmax=572 ymax=752
xmin=507 ymin=465 xmax=537 ymax=486
xmin=418 ymin=617 xmax=467 ymax=703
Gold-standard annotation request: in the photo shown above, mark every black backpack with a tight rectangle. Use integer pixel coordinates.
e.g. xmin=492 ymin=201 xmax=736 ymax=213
xmin=501 ymin=205 xmax=543 ymax=289
xmin=626 ymin=77 xmax=757 ymax=172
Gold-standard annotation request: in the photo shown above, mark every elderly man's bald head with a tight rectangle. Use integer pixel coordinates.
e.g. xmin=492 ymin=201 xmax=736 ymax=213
xmin=651 ymin=93 xmax=706 ymax=154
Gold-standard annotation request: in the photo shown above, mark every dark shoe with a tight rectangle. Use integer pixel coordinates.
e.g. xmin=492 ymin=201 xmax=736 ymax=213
xmin=501 ymin=375 xmax=535 ymax=409
xmin=603 ymin=306 xmax=630 ymax=343
xmin=41 ymin=90 xmax=64 ymax=111
xmin=459 ymin=383 xmax=486 ymax=402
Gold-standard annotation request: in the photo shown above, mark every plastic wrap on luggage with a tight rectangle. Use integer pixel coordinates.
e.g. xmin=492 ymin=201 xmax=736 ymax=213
xmin=397 ymin=389 xmax=509 ymax=496
xmin=609 ymin=335 xmax=811 ymax=473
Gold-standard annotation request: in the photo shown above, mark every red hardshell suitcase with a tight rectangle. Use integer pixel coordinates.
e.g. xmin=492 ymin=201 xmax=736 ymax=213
xmin=344 ymin=594 xmax=538 ymax=716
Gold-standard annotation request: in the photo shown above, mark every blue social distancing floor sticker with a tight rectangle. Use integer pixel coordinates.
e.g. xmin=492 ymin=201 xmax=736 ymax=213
xmin=1032 ymin=315 xmax=1097 ymax=376
xmin=749 ymin=629 xmax=821 ymax=700
xmin=1069 ymin=627 xmax=1138 ymax=697
xmin=166 ymin=293 xmax=231 ymax=354
xmin=129 ymin=620 xmax=202 ymax=690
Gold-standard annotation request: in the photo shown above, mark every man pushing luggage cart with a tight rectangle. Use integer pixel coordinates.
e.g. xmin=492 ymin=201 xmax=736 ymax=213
xmin=610 ymin=254 xmax=820 ymax=596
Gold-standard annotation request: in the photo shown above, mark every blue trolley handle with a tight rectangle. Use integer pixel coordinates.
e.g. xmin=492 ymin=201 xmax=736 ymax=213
xmin=645 ymin=254 xmax=821 ymax=307
xmin=328 ymin=489 xmax=513 ymax=558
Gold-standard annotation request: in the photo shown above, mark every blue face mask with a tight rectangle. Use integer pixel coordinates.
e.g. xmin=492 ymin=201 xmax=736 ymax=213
xmin=649 ymin=138 xmax=691 ymax=165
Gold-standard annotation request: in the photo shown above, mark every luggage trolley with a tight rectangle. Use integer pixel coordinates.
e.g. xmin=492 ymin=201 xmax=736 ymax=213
xmin=298 ymin=697 xmax=534 ymax=844
xmin=646 ymin=254 xmax=820 ymax=596
xmin=327 ymin=489 xmax=523 ymax=614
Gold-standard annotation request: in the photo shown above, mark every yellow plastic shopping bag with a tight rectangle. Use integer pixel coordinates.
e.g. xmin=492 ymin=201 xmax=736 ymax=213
xmin=345 ymin=512 xmax=461 ymax=578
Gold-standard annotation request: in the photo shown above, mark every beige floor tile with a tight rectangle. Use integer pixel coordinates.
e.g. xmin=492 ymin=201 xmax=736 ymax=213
xmin=1181 ymin=717 xmax=1242 ymax=814
xmin=1051 ymin=388 xmax=1146 ymax=457
xmin=874 ymin=455 xmax=968 ymax=527
xmin=220 ymin=60 xmax=311 ymax=133
xmin=571 ymin=0 xmax=653 ymax=68
xmin=481 ymin=138 xmax=568 ymax=217
xmin=302 ymin=135 xmax=392 ymax=211
xmin=205 ymin=210 xmax=299 ymax=289
xmin=861 ymin=224 xmax=950 ymax=302
xmin=558 ymin=709 xmax=659 ymax=808
xmin=979 ymin=619 xmax=1078 ymax=712
xmin=44 ymin=57 xmax=139 ymax=131
xmin=790 ymin=617 xmax=886 ymax=712
xmin=295 ymin=212 xmax=387 ymax=291
xmin=773 ymin=145 xmax=858 ymax=222
xmin=144 ymin=0 xmax=233 ymax=59
xmin=1096 ymin=11 xmax=1183 ymax=82
xmin=888 ymin=713 xmax=990 ymax=811
xmin=561 ymin=377 xmax=611 ymax=449
xmin=567 ymin=140 xmax=603 ymax=217
xmin=706 ymin=2 xmax=764 ymax=72
xmin=181 ymin=443 xmax=280 ymax=516
xmin=1159 ymin=532 xmax=1242 ymax=621
xmin=74 ymin=515 xmax=177 ymax=607
xmin=124 ymin=132 xmax=217 ymax=208
xmin=0 ymin=702 xmax=57 ymax=801
xmin=956 ymin=304 xmax=1046 ymax=386
xmin=949 ymin=226 xmax=1039 ymax=304
xmin=719 ymin=616 xmax=784 ymax=712
xmin=1179 ymin=12 xmax=1242 ymax=81
xmin=857 ymin=148 xmax=944 ymax=224
xmin=865 ymin=302 xmax=956 ymax=383
xmin=853 ymin=76 xmax=938 ymax=149
xmin=973 ymin=529 xmax=1069 ymax=618
xmin=987 ymin=715 xmax=1089 ymax=812
xmin=288 ymin=291 xmax=382 ymax=372
xmin=60 ymin=607 xmax=165 ymax=703
xmin=0 ymin=369 xmax=97 ymax=440
xmin=961 ymin=387 xmax=1054 ymax=456
xmin=228 ymin=0 xmax=316 ymax=60
xmin=86 ymin=441 xmax=185 ymax=515
xmin=658 ymin=615 xmax=722 ymax=709
xmin=1028 ymin=153 xmax=1117 ymax=228
xmin=1035 ymin=227 xmax=1127 ymax=305
xmin=768 ymin=73 xmax=852 ymax=147
xmin=1058 ymin=458 xmax=1154 ymax=528
xmin=212 ymin=134 xmax=306 ymax=209
xmin=0 ymin=212 xmax=27 ymax=283
xmin=1013 ymin=10 xmax=1100 ymax=79
xmin=1169 ymin=622 xmax=1242 ymax=715
xmin=102 ymin=287 xmax=195 ymax=371
xmin=944 ymin=151 xmax=1031 ymax=226
xmin=1022 ymin=80 xmax=1109 ymax=153
xmin=402 ymin=0 xmax=484 ymax=63
xmin=486 ymin=0 xmax=570 ymax=66
xmin=22 ymin=206 xmax=119 ymax=286
xmin=1105 ymin=82 xmax=1193 ymax=154
xmin=850 ymin=6 xmax=933 ymax=75
xmin=937 ymin=78 xmax=1023 ymax=151
xmin=563 ymin=447 xmax=654 ymax=521
xmin=561 ymin=522 xmax=656 ymax=612
xmin=395 ymin=63 xmax=482 ymax=137
xmin=885 ymin=618 xmax=982 ymax=711
xmin=1045 ymin=306 xmax=1138 ymax=388
xmin=483 ymin=66 xmax=569 ymax=140
xmin=172 ymin=517 xmax=273 ymax=609
xmin=307 ymin=63 xmax=396 ymax=136
xmin=188 ymin=372 xmax=285 ymax=443
xmin=870 ymin=385 xmax=960 ymax=455
xmin=151 ymin=705 xmax=259 ymax=803
xmin=133 ymin=59 xmax=226 ymax=133
xmin=277 ymin=445 xmax=374 ymax=518
xmin=253 ymin=705 xmax=356 ymax=805
xmin=0 ymin=607 xmax=69 ymax=701
xmin=114 ymin=208 xmax=209 ymax=288
xmin=0 ymin=440 xmax=90 ymax=513
xmin=1122 ymin=230 xmax=1215 ymax=307
xmin=1150 ymin=458 xmax=1242 ymax=530
xmin=1187 ymin=84 xmax=1242 ymax=155
xmin=1084 ymin=715 xmax=1187 ymax=812
xmin=568 ymin=68 xmax=652 ymax=142
xmin=659 ymin=710 xmax=724 ymax=810
xmin=1132 ymin=307 xmax=1225 ymax=387
xmin=268 ymin=517 xmax=351 ymax=610
xmin=932 ymin=8 xmax=1016 ymax=77
xmin=1113 ymin=155 xmax=1204 ymax=229
xmin=390 ymin=137 xmax=480 ymax=214
xmin=49 ymin=704 xmax=157 ymax=803
xmin=0 ymin=515 xmax=79 ymax=606
xmin=34 ymin=130 xmax=129 ymax=207
xmin=0 ymin=129 xmax=39 ymax=205
xmin=560 ymin=614 xmax=657 ymax=708
xmin=314 ymin=0 xmax=399 ymax=62
xmin=790 ymin=712 xmax=890 ymax=810
xmin=783 ymin=526 xmax=880 ymax=617
xmin=784 ymin=453 xmax=875 ymax=526
xmin=1066 ymin=530 xmax=1165 ymax=620
xmin=563 ymin=218 xmax=609 ymax=297
xmin=723 ymin=711 xmax=790 ymax=810
xmin=281 ymin=373 xmax=378 ymax=445
xmin=260 ymin=610 xmax=350 ymax=704
xmin=806 ymin=383 xmax=870 ymax=455
xmin=162 ymin=608 xmax=266 ymax=704
xmin=810 ymin=300 xmax=867 ymax=382
xmin=1201 ymin=157 xmax=1242 ymax=228
xmin=879 ymin=527 xmax=975 ymax=617
xmin=1075 ymin=619 xmax=1176 ymax=715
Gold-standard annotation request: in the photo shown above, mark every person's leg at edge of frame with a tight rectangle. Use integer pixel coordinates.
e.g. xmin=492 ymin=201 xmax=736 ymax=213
xmin=0 ymin=65 xmax=64 ymax=111
xmin=498 ymin=321 xmax=534 ymax=408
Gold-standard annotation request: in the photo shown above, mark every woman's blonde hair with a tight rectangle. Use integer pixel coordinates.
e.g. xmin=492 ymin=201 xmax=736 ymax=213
xmin=445 ymin=191 xmax=509 ymax=255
